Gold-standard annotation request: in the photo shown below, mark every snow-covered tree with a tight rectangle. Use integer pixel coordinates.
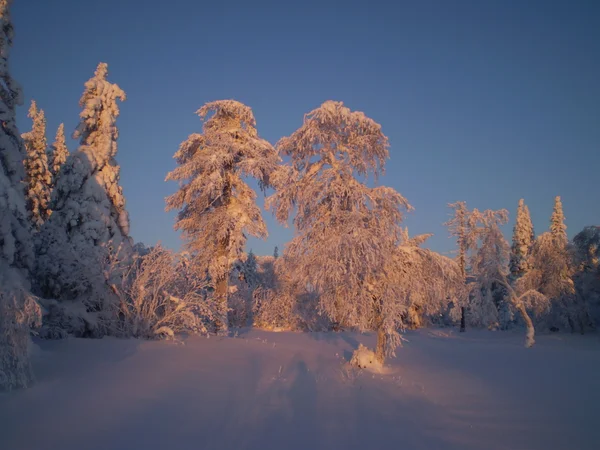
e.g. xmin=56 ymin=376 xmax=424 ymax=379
xmin=467 ymin=209 xmax=511 ymax=328
xmin=444 ymin=201 xmax=481 ymax=331
xmin=267 ymin=100 xmax=418 ymax=364
xmin=573 ymin=226 xmax=600 ymax=272
xmin=0 ymin=0 xmax=41 ymax=391
xmin=22 ymin=100 xmax=52 ymax=229
xmin=551 ymin=196 xmax=568 ymax=245
xmin=466 ymin=210 xmax=548 ymax=347
xmin=509 ymin=198 xmax=535 ymax=280
xmin=573 ymin=226 xmax=600 ymax=327
xmin=522 ymin=231 xmax=584 ymax=332
xmin=394 ymin=230 xmax=464 ymax=329
xmin=165 ymin=100 xmax=279 ymax=334
xmin=524 ymin=197 xmax=587 ymax=332
xmin=35 ymin=62 xmax=131 ymax=337
xmin=48 ymin=123 xmax=69 ymax=183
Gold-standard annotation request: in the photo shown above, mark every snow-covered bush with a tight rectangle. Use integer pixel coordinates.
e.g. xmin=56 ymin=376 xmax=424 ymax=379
xmin=0 ymin=272 xmax=42 ymax=391
xmin=112 ymin=245 xmax=218 ymax=339
xmin=350 ymin=344 xmax=379 ymax=370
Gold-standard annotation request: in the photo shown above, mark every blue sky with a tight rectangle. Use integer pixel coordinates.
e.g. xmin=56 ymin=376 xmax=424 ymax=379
xmin=11 ymin=0 xmax=600 ymax=256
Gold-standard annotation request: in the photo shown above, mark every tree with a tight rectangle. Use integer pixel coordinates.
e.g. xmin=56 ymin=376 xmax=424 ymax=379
xmin=35 ymin=63 xmax=131 ymax=337
xmin=273 ymin=245 xmax=279 ymax=259
xmin=267 ymin=100 xmax=415 ymax=364
xmin=509 ymin=198 xmax=535 ymax=280
xmin=0 ymin=0 xmax=41 ymax=391
xmin=468 ymin=209 xmax=511 ymax=328
xmin=165 ymin=100 xmax=278 ymax=334
xmin=467 ymin=210 xmax=548 ymax=347
xmin=550 ymin=196 xmax=568 ymax=246
xmin=525 ymin=232 xmax=583 ymax=332
xmin=572 ymin=226 xmax=600 ymax=328
xmin=444 ymin=201 xmax=481 ymax=331
xmin=48 ymin=123 xmax=69 ymax=183
xmin=22 ymin=100 xmax=52 ymax=230
xmin=394 ymin=230 xmax=464 ymax=330
xmin=530 ymin=197 xmax=586 ymax=332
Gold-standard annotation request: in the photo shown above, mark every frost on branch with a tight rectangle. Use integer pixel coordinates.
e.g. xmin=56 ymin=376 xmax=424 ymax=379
xmin=165 ymin=100 xmax=278 ymax=333
xmin=22 ymin=100 xmax=52 ymax=230
xmin=35 ymin=63 xmax=131 ymax=337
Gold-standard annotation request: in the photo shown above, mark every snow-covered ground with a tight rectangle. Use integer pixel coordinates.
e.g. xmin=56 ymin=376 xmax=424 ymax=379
xmin=1 ymin=329 xmax=599 ymax=450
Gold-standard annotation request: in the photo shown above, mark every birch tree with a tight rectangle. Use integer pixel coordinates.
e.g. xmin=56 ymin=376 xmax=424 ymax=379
xmin=444 ymin=201 xmax=480 ymax=331
xmin=165 ymin=100 xmax=278 ymax=333
xmin=268 ymin=100 xmax=429 ymax=364
xmin=468 ymin=209 xmax=548 ymax=347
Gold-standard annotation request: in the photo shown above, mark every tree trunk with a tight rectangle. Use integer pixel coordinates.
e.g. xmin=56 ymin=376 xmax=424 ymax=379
xmin=375 ymin=326 xmax=387 ymax=364
xmin=214 ymin=239 xmax=229 ymax=335
xmin=215 ymin=276 xmax=228 ymax=335
xmin=460 ymin=307 xmax=466 ymax=332
xmin=514 ymin=302 xmax=535 ymax=348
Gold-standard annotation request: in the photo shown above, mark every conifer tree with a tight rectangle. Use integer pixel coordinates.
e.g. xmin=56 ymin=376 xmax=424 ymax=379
xmin=165 ymin=100 xmax=278 ymax=334
xmin=550 ymin=196 xmax=568 ymax=246
xmin=509 ymin=198 xmax=535 ymax=280
xmin=48 ymin=123 xmax=69 ymax=183
xmin=22 ymin=100 xmax=52 ymax=229
xmin=36 ymin=63 xmax=130 ymax=336
xmin=0 ymin=0 xmax=41 ymax=391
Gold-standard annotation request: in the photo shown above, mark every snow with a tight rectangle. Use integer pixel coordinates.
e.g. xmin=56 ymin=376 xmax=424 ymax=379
xmin=1 ymin=329 xmax=599 ymax=450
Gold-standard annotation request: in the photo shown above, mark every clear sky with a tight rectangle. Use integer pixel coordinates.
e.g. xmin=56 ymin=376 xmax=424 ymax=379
xmin=10 ymin=0 xmax=600 ymax=256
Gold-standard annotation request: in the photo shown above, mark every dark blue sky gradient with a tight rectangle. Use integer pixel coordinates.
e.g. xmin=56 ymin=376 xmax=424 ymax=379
xmin=11 ymin=0 xmax=600 ymax=256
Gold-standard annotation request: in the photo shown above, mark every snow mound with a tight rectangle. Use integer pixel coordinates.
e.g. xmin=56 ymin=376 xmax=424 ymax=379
xmin=350 ymin=344 xmax=381 ymax=371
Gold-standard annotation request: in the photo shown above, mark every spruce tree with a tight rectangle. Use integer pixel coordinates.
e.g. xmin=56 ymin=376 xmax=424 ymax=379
xmin=550 ymin=196 xmax=568 ymax=246
xmin=509 ymin=198 xmax=535 ymax=280
xmin=48 ymin=123 xmax=69 ymax=184
xmin=165 ymin=100 xmax=278 ymax=334
xmin=22 ymin=100 xmax=52 ymax=229
xmin=36 ymin=63 xmax=130 ymax=336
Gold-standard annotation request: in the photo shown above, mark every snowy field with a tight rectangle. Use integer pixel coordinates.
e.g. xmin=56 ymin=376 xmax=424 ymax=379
xmin=1 ymin=330 xmax=599 ymax=450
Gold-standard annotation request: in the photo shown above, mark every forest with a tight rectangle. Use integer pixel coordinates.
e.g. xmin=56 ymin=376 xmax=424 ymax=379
xmin=2 ymin=0 xmax=600 ymax=392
